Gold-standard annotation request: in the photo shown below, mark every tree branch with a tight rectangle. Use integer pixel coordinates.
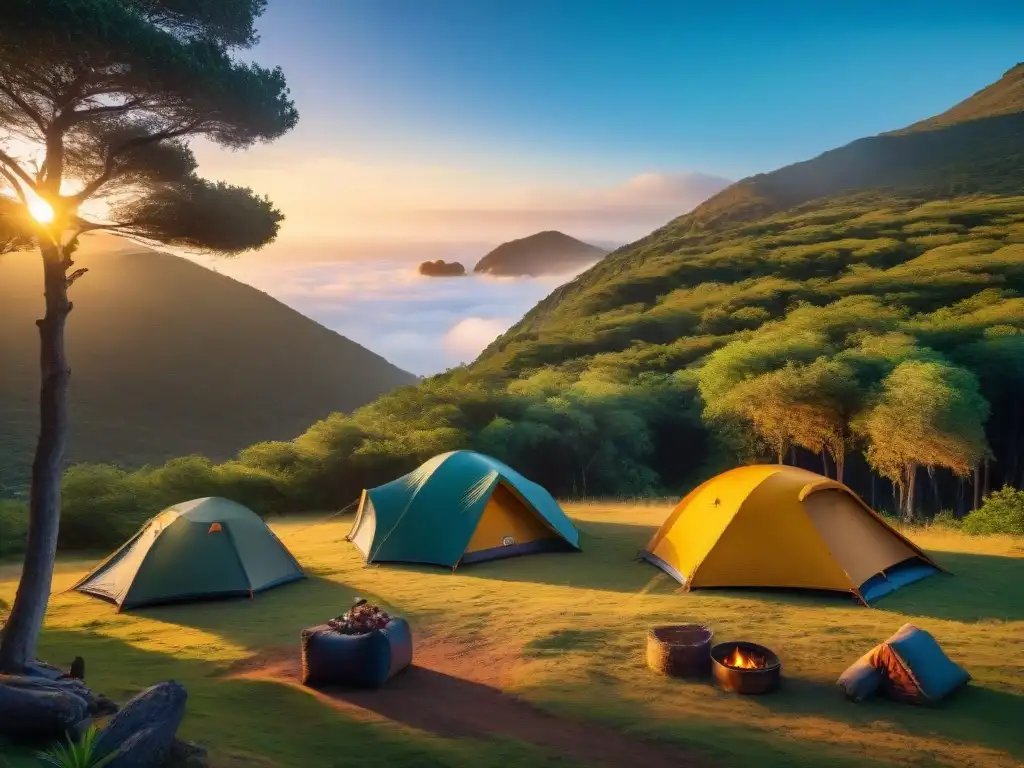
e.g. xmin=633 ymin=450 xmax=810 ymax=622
xmin=73 ymin=220 xmax=117 ymax=234
xmin=0 ymin=150 xmax=38 ymax=193
xmin=66 ymin=98 xmax=144 ymax=125
xmin=73 ymin=122 xmax=201 ymax=202
xmin=0 ymin=77 xmax=49 ymax=134
xmin=55 ymin=69 xmax=90 ymax=114
xmin=0 ymin=164 xmax=29 ymax=204
xmin=65 ymin=267 xmax=88 ymax=286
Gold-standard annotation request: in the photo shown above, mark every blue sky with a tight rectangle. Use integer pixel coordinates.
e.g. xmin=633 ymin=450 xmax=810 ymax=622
xmin=184 ymin=0 xmax=1024 ymax=374
xmin=238 ymin=0 xmax=1023 ymax=179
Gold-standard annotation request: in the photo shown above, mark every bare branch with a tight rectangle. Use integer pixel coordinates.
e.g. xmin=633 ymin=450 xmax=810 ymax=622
xmin=73 ymin=122 xmax=202 ymax=202
xmin=0 ymin=164 xmax=28 ymax=204
xmin=65 ymin=267 xmax=88 ymax=286
xmin=72 ymin=219 xmax=116 ymax=234
xmin=0 ymin=149 xmax=38 ymax=193
xmin=0 ymin=77 xmax=49 ymax=133
xmin=66 ymin=98 xmax=144 ymax=125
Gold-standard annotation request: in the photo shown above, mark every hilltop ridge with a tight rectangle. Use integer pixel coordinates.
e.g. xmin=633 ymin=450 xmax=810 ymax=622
xmin=896 ymin=62 xmax=1024 ymax=133
xmin=0 ymin=239 xmax=416 ymax=492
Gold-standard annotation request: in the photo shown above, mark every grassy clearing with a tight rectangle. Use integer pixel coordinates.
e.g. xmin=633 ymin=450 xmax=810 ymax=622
xmin=1 ymin=504 xmax=1023 ymax=767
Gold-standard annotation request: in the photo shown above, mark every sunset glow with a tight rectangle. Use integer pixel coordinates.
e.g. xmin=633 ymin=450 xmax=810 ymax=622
xmin=26 ymin=191 xmax=55 ymax=224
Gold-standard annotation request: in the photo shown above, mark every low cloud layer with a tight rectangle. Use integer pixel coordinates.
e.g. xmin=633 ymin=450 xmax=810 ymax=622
xmin=211 ymin=257 xmax=593 ymax=375
xmin=444 ymin=317 xmax=512 ymax=357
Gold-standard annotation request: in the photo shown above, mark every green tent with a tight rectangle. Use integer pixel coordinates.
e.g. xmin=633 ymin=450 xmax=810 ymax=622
xmin=74 ymin=497 xmax=305 ymax=611
xmin=347 ymin=450 xmax=581 ymax=567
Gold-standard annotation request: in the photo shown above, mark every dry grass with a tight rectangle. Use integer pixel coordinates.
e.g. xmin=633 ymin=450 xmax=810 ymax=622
xmin=1 ymin=503 xmax=1022 ymax=767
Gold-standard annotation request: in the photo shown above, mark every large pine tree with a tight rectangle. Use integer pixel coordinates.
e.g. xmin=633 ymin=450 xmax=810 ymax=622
xmin=0 ymin=0 xmax=297 ymax=672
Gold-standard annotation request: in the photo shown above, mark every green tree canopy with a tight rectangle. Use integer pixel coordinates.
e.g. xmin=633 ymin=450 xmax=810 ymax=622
xmin=855 ymin=359 xmax=990 ymax=520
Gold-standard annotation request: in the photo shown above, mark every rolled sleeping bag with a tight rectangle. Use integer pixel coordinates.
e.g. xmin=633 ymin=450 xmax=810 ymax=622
xmin=301 ymin=617 xmax=413 ymax=689
xmin=837 ymin=647 xmax=885 ymax=702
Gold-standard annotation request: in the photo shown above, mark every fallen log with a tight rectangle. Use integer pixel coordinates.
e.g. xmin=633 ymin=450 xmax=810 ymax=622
xmin=94 ymin=681 xmax=187 ymax=768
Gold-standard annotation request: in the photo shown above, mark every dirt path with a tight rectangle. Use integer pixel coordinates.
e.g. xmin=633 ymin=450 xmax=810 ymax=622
xmin=229 ymin=636 xmax=710 ymax=767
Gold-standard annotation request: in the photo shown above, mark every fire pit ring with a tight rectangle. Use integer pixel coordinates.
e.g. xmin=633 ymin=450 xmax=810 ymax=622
xmin=710 ymin=641 xmax=781 ymax=694
xmin=646 ymin=624 xmax=714 ymax=678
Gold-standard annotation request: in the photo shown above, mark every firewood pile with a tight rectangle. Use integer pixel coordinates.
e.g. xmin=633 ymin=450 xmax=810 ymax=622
xmin=326 ymin=597 xmax=392 ymax=635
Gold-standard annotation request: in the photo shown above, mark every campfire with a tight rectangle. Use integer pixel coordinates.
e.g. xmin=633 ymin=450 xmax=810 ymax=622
xmin=722 ymin=645 xmax=769 ymax=670
xmin=710 ymin=641 xmax=781 ymax=694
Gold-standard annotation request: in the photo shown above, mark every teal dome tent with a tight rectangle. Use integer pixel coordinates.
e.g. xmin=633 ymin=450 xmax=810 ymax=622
xmin=348 ymin=450 xmax=581 ymax=568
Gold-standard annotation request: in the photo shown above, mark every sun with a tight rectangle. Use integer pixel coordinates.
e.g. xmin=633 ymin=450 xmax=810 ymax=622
xmin=26 ymin=192 xmax=55 ymax=224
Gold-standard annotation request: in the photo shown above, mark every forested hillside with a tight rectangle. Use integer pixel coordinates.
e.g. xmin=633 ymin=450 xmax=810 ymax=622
xmin=5 ymin=65 xmax=1024 ymax=552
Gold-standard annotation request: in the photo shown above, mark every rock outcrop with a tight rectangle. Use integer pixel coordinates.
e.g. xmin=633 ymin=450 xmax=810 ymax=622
xmin=0 ymin=659 xmax=204 ymax=767
xmin=418 ymin=259 xmax=467 ymax=277
xmin=94 ymin=681 xmax=188 ymax=768
xmin=0 ymin=671 xmax=118 ymax=742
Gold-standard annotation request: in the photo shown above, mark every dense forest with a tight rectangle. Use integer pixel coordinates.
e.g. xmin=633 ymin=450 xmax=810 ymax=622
xmin=4 ymin=66 xmax=1024 ymax=552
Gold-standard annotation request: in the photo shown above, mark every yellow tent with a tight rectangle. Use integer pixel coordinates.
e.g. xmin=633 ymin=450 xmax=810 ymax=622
xmin=642 ymin=465 xmax=942 ymax=604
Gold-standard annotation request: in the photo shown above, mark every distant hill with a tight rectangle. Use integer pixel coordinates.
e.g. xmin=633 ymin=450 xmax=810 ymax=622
xmin=418 ymin=259 xmax=466 ymax=277
xmin=0 ymin=238 xmax=416 ymax=493
xmin=634 ymin=63 xmax=1024 ymax=236
xmin=473 ymin=231 xmax=608 ymax=277
xmin=478 ymin=63 xmax=1024 ymax=367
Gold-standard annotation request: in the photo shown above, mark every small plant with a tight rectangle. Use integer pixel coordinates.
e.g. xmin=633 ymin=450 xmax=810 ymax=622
xmin=35 ymin=725 xmax=118 ymax=768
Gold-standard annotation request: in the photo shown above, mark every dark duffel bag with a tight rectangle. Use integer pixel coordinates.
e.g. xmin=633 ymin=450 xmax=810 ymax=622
xmin=300 ymin=618 xmax=413 ymax=689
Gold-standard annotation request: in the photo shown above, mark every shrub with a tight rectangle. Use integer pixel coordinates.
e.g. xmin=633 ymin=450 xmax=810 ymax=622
xmin=962 ymin=486 xmax=1024 ymax=536
xmin=931 ymin=509 xmax=962 ymax=529
xmin=59 ymin=464 xmax=157 ymax=550
xmin=0 ymin=499 xmax=28 ymax=557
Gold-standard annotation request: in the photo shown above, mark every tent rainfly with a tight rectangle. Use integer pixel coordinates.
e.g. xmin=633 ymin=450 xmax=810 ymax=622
xmin=74 ymin=497 xmax=305 ymax=611
xmin=347 ymin=450 xmax=581 ymax=567
xmin=642 ymin=465 xmax=942 ymax=604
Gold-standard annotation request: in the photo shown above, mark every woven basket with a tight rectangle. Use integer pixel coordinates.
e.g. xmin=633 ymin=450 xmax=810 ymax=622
xmin=646 ymin=624 xmax=713 ymax=678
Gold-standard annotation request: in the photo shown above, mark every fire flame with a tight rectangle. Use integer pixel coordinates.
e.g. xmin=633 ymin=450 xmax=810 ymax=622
xmin=723 ymin=646 xmax=766 ymax=670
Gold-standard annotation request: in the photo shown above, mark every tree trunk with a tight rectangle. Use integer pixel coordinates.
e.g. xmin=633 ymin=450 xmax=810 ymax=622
xmin=821 ymin=453 xmax=829 ymax=478
xmin=834 ymin=450 xmax=845 ymax=485
xmin=902 ymin=463 xmax=918 ymax=523
xmin=973 ymin=462 xmax=981 ymax=511
xmin=983 ymin=457 xmax=991 ymax=498
xmin=928 ymin=466 xmax=940 ymax=515
xmin=0 ymin=241 xmax=72 ymax=674
xmin=870 ymin=473 xmax=876 ymax=509
xmin=1010 ymin=399 xmax=1021 ymax=490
